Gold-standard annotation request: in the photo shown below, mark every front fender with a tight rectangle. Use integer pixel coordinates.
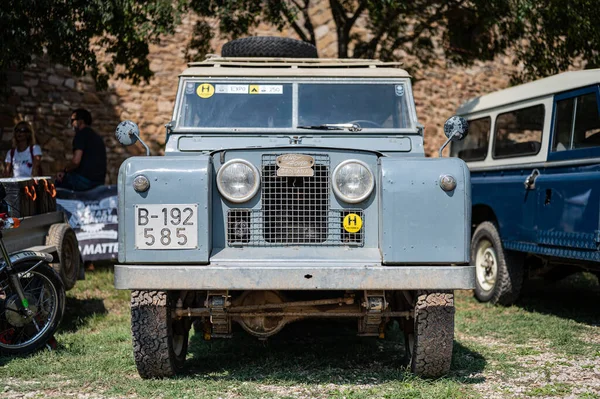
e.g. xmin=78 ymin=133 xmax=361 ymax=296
xmin=0 ymin=250 xmax=53 ymax=273
xmin=379 ymin=157 xmax=471 ymax=264
xmin=118 ymin=155 xmax=212 ymax=264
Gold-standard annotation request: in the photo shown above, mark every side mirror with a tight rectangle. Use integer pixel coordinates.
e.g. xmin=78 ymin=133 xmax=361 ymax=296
xmin=115 ymin=120 xmax=140 ymax=146
xmin=115 ymin=120 xmax=150 ymax=156
xmin=439 ymin=116 xmax=469 ymax=157
xmin=443 ymin=116 xmax=469 ymax=141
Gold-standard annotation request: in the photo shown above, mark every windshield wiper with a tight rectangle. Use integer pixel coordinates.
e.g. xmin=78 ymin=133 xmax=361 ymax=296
xmin=297 ymin=123 xmax=362 ymax=132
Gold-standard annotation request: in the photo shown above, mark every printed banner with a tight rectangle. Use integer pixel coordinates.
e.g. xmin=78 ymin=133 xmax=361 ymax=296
xmin=56 ymin=185 xmax=118 ymax=262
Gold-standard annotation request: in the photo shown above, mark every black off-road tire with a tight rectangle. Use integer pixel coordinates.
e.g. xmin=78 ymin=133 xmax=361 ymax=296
xmin=131 ymin=290 xmax=189 ymax=379
xmin=46 ymin=223 xmax=80 ymax=291
xmin=471 ymin=222 xmax=524 ymax=305
xmin=221 ymin=36 xmax=318 ymax=58
xmin=405 ymin=291 xmax=455 ymax=378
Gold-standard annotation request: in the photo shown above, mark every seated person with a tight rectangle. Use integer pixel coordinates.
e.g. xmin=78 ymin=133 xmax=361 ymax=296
xmin=56 ymin=109 xmax=107 ymax=191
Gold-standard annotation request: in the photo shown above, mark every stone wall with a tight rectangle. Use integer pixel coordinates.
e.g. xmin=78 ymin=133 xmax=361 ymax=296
xmin=0 ymin=4 xmax=518 ymax=184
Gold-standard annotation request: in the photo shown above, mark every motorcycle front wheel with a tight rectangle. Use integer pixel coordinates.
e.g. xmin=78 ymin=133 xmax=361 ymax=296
xmin=0 ymin=261 xmax=65 ymax=355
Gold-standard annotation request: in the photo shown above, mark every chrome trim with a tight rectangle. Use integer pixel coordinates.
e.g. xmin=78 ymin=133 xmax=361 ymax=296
xmin=216 ymin=159 xmax=260 ymax=203
xmin=132 ymin=175 xmax=150 ymax=193
xmin=332 ymin=159 xmax=375 ymax=204
xmin=439 ymin=174 xmax=457 ymax=191
xmin=468 ymin=157 xmax=600 ymax=172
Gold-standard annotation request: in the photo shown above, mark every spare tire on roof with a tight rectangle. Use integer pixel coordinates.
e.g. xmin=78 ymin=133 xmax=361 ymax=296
xmin=221 ymin=36 xmax=318 ymax=58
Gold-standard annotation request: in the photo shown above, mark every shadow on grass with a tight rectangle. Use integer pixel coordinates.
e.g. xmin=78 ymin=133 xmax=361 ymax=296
xmin=184 ymin=320 xmax=485 ymax=384
xmin=59 ymin=296 xmax=107 ymax=333
xmin=518 ymin=272 xmax=600 ymax=326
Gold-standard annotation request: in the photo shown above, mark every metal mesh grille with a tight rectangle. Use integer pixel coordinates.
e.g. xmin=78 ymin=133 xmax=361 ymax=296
xmin=227 ymin=209 xmax=364 ymax=246
xmin=225 ymin=153 xmax=364 ymax=247
xmin=262 ymin=153 xmax=329 ymax=244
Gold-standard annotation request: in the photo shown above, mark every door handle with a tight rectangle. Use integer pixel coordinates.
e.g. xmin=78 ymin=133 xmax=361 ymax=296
xmin=524 ymin=169 xmax=540 ymax=190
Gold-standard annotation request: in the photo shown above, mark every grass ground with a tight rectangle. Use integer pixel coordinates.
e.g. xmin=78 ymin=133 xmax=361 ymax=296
xmin=1 ymin=267 xmax=599 ymax=399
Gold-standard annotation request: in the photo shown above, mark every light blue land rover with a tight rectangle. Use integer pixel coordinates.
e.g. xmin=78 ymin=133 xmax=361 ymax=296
xmin=113 ymin=37 xmax=474 ymax=379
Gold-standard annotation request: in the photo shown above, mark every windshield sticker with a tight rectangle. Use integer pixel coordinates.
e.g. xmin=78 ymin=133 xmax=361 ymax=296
xmin=216 ymin=84 xmax=249 ymax=94
xmin=185 ymin=82 xmax=195 ymax=95
xmin=197 ymin=83 xmax=215 ymax=99
xmin=249 ymin=85 xmax=283 ymax=95
xmin=395 ymin=85 xmax=404 ymax=97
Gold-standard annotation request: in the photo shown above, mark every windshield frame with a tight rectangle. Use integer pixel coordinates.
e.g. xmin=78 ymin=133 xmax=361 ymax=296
xmin=172 ymin=77 xmax=418 ymax=134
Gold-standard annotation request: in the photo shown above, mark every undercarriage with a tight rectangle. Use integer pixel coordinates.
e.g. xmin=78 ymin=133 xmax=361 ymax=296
xmin=130 ymin=289 xmax=455 ymax=379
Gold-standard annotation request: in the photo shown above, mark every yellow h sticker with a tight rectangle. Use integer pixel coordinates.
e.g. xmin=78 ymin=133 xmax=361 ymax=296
xmin=343 ymin=213 xmax=363 ymax=233
xmin=197 ymin=83 xmax=215 ymax=98
xmin=249 ymin=85 xmax=260 ymax=94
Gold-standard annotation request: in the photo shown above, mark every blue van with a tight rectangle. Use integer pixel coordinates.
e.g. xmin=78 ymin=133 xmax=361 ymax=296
xmin=452 ymin=69 xmax=600 ymax=305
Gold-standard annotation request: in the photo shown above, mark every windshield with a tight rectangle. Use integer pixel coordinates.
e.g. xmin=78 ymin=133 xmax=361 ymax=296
xmin=177 ymin=80 xmax=414 ymax=130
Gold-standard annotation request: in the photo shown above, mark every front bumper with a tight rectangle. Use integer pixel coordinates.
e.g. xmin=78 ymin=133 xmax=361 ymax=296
xmin=114 ymin=263 xmax=475 ymax=290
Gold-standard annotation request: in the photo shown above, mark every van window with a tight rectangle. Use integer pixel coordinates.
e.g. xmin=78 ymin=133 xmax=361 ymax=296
xmin=493 ymin=105 xmax=544 ymax=158
xmin=450 ymin=117 xmax=490 ymax=161
xmin=553 ymin=92 xmax=600 ymax=151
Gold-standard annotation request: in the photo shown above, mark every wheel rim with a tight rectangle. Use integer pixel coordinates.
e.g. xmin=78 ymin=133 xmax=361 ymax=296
xmin=475 ymin=239 xmax=498 ymax=292
xmin=0 ymin=269 xmax=59 ymax=349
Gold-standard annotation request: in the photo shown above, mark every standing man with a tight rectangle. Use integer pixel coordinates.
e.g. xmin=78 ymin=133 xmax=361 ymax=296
xmin=56 ymin=108 xmax=107 ymax=191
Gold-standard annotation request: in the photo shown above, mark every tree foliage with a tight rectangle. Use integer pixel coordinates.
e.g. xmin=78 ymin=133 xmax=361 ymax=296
xmin=187 ymin=0 xmax=600 ymax=83
xmin=0 ymin=0 xmax=185 ymax=89
xmin=2 ymin=1 xmax=599 ymax=89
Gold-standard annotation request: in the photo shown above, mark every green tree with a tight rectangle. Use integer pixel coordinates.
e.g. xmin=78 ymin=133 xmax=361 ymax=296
xmin=187 ymin=0 xmax=600 ymax=83
xmin=0 ymin=0 xmax=185 ymax=89
xmin=3 ymin=1 xmax=599 ymax=88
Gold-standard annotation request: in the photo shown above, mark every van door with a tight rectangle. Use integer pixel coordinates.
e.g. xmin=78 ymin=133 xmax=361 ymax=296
xmin=491 ymin=105 xmax=545 ymax=244
xmin=534 ymin=85 xmax=600 ymax=253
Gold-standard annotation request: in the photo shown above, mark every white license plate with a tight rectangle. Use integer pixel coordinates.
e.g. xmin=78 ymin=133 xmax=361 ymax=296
xmin=135 ymin=204 xmax=198 ymax=250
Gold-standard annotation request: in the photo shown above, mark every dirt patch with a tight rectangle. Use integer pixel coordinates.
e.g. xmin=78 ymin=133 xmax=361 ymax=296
xmin=465 ymin=337 xmax=600 ymax=398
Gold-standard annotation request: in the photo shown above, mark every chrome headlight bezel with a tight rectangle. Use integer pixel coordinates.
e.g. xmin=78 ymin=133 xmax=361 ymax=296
xmin=332 ymin=159 xmax=375 ymax=204
xmin=216 ymin=159 xmax=260 ymax=203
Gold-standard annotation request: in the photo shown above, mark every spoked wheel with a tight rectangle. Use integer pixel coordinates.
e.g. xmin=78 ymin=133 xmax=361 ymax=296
xmin=131 ymin=290 xmax=190 ymax=379
xmin=404 ymin=291 xmax=455 ymax=379
xmin=0 ymin=261 xmax=65 ymax=355
xmin=471 ymin=222 xmax=524 ymax=305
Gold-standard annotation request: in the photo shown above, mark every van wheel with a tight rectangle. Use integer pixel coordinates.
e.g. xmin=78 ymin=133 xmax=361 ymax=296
xmin=405 ymin=291 xmax=454 ymax=378
xmin=471 ymin=222 xmax=524 ymax=305
xmin=46 ymin=223 xmax=80 ymax=291
xmin=131 ymin=290 xmax=189 ymax=379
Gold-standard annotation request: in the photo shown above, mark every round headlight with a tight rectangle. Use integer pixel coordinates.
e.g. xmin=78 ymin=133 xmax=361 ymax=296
xmin=217 ymin=159 xmax=260 ymax=203
xmin=332 ymin=160 xmax=374 ymax=203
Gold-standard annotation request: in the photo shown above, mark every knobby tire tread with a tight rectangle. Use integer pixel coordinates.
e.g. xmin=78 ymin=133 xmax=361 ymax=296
xmin=411 ymin=291 xmax=454 ymax=378
xmin=221 ymin=36 xmax=318 ymax=58
xmin=131 ymin=290 xmax=181 ymax=379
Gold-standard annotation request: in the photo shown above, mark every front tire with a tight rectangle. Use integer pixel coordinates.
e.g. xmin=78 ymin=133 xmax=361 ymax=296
xmin=405 ymin=291 xmax=455 ymax=378
xmin=131 ymin=290 xmax=189 ymax=379
xmin=0 ymin=261 xmax=65 ymax=355
xmin=471 ymin=222 xmax=524 ymax=305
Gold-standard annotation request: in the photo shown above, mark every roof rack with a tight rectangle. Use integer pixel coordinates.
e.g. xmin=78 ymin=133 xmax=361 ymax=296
xmin=187 ymin=56 xmax=403 ymax=69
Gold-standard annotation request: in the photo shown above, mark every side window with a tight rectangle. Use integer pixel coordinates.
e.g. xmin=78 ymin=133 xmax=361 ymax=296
xmin=493 ymin=105 xmax=544 ymax=158
xmin=553 ymin=92 xmax=600 ymax=151
xmin=450 ymin=117 xmax=490 ymax=161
